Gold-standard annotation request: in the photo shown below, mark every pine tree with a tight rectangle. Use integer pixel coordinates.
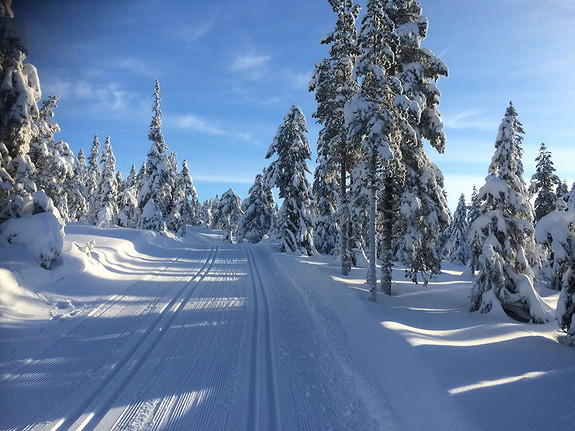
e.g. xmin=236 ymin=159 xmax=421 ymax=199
xmin=266 ymin=105 xmax=314 ymax=255
xmin=138 ymin=79 xmax=171 ymax=230
xmin=529 ymin=143 xmax=561 ymax=223
xmin=216 ymin=188 xmax=243 ymax=242
xmin=535 ymin=207 xmax=575 ymax=344
xmin=69 ymin=148 xmax=88 ymax=221
xmin=309 ymin=0 xmax=360 ymax=272
xmin=387 ymin=0 xmax=450 ymax=288
xmin=95 ymin=136 xmax=118 ymax=227
xmin=0 ymin=10 xmax=41 ymax=222
xmin=86 ymin=135 xmax=101 ymax=224
xmin=345 ymin=0 xmax=403 ymax=299
xmin=313 ymin=158 xmax=340 ymax=254
xmin=238 ymin=170 xmax=275 ymax=243
xmin=30 ymin=96 xmax=78 ymax=221
xmin=443 ymin=194 xmax=469 ymax=265
xmin=469 ymin=103 xmax=548 ymax=323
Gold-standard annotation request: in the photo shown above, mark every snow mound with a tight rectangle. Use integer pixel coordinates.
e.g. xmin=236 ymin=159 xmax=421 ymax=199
xmin=0 ymin=211 xmax=64 ymax=269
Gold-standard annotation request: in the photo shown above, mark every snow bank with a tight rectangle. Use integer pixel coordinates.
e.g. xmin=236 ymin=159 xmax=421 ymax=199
xmin=0 ymin=211 xmax=64 ymax=269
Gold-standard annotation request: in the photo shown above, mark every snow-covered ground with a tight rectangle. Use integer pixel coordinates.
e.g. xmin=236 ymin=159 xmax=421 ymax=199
xmin=0 ymin=224 xmax=573 ymax=430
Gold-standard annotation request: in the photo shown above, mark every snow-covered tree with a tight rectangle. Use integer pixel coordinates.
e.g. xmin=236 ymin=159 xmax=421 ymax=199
xmin=68 ymin=148 xmax=88 ymax=221
xmin=0 ymin=11 xmax=41 ymax=222
xmin=536 ymin=208 xmax=575 ymax=344
xmin=94 ymin=136 xmax=118 ymax=227
xmin=309 ymin=0 xmax=360 ymax=272
xmin=216 ymin=188 xmax=243 ymax=242
xmin=387 ymin=0 xmax=450 ymax=287
xmin=167 ymin=159 xmax=199 ymax=235
xmin=138 ymin=79 xmax=171 ymax=230
xmin=86 ymin=135 xmax=101 ymax=224
xmin=266 ymin=105 xmax=314 ymax=255
xmin=238 ymin=170 xmax=275 ymax=243
xmin=443 ymin=194 xmax=468 ymax=264
xmin=116 ymin=164 xmax=139 ymax=228
xmin=469 ymin=103 xmax=548 ymax=323
xmin=529 ymin=143 xmax=561 ymax=223
xmin=138 ymin=198 xmax=163 ymax=232
xmin=345 ymin=0 xmax=402 ymax=299
xmin=313 ymin=159 xmax=340 ymax=254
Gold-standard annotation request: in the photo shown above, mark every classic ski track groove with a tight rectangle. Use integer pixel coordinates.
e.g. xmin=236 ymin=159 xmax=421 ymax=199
xmin=56 ymin=246 xmax=219 ymax=431
xmin=268 ymin=251 xmax=344 ymax=430
xmin=0 ymin=253 xmax=186 ymax=387
xmin=0 ymin=251 xmax=196 ymax=431
xmin=0 ymin=247 xmax=215 ymax=431
xmin=108 ymin=247 xmax=245 ymax=431
xmin=245 ymin=246 xmax=281 ymax=431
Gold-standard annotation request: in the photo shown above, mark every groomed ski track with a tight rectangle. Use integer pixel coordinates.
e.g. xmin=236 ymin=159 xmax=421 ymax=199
xmin=0 ymin=232 xmax=382 ymax=430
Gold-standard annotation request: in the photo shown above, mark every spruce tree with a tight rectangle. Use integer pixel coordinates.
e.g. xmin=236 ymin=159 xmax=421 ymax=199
xmin=138 ymin=79 xmax=171 ymax=230
xmin=238 ymin=170 xmax=275 ymax=243
xmin=535 ymin=206 xmax=575 ymax=344
xmin=86 ymin=135 xmax=101 ymax=224
xmin=95 ymin=136 xmax=118 ymax=226
xmin=345 ymin=0 xmax=402 ymax=300
xmin=309 ymin=0 xmax=360 ymax=272
xmin=443 ymin=194 xmax=469 ymax=265
xmin=0 ymin=9 xmax=41 ymax=222
xmin=313 ymin=159 xmax=340 ymax=254
xmin=469 ymin=103 xmax=548 ymax=323
xmin=386 ymin=0 xmax=450 ymax=288
xmin=266 ymin=105 xmax=315 ymax=255
xmin=216 ymin=188 xmax=243 ymax=242
xmin=529 ymin=143 xmax=561 ymax=223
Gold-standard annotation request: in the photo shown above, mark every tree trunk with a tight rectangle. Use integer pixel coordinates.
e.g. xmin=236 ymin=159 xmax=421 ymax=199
xmin=368 ymin=151 xmax=377 ymax=302
xmin=340 ymin=151 xmax=349 ymax=275
xmin=381 ymin=172 xmax=393 ymax=295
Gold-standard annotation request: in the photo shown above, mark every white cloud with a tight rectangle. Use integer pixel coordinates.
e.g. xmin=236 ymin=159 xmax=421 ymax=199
xmin=169 ymin=114 xmax=226 ymax=136
xmin=179 ymin=20 xmax=214 ymax=43
xmin=443 ymin=110 xmax=499 ymax=132
xmin=230 ymin=53 xmax=271 ymax=80
xmin=282 ymin=69 xmax=312 ymax=90
xmin=167 ymin=113 xmax=255 ymax=142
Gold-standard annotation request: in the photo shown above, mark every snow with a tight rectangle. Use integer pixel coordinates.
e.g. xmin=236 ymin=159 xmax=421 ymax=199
xmin=0 ymin=224 xmax=574 ymax=430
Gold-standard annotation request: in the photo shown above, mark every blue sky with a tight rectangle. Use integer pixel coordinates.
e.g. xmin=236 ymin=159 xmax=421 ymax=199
xmin=15 ymin=0 xmax=575 ymax=210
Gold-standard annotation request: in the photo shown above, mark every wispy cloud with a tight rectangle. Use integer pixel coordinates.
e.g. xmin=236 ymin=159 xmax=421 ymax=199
xmin=169 ymin=114 xmax=226 ymax=136
xmin=42 ymin=76 xmax=141 ymax=114
xmin=443 ymin=110 xmax=499 ymax=132
xmin=167 ymin=113 xmax=254 ymax=142
xmin=114 ymin=57 xmax=157 ymax=77
xmin=230 ymin=53 xmax=271 ymax=80
xmin=179 ymin=19 xmax=214 ymax=43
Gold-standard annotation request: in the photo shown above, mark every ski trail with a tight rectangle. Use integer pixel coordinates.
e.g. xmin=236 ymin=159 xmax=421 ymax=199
xmin=48 ymin=247 xmax=218 ymax=431
xmin=245 ymin=246 xmax=281 ymax=431
xmin=0 ymin=247 xmax=214 ymax=431
xmin=100 ymin=246 xmax=246 ymax=431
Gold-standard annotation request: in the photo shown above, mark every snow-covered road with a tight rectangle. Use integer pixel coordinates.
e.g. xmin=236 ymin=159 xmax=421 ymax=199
xmin=0 ymin=231 xmax=385 ymax=430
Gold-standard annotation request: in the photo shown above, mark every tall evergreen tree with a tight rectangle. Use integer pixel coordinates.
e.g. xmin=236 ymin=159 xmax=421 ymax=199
xmin=345 ymin=0 xmax=401 ymax=300
xmin=238 ymin=170 xmax=275 ymax=243
xmin=266 ymin=105 xmax=315 ymax=255
xmin=529 ymin=143 xmax=561 ymax=223
xmin=217 ymin=188 xmax=243 ymax=242
xmin=0 ymin=9 xmax=41 ymax=222
xmin=309 ymin=0 xmax=360 ymax=272
xmin=30 ymin=96 xmax=77 ymax=221
xmin=70 ymin=148 xmax=88 ymax=220
xmin=469 ymin=103 xmax=548 ymax=323
xmin=138 ymin=79 xmax=171 ymax=231
xmin=443 ymin=194 xmax=469 ymax=265
xmin=536 ymin=206 xmax=575 ymax=344
xmin=86 ymin=134 xmax=101 ymax=224
xmin=388 ymin=0 xmax=450 ymax=287
xmin=313 ymin=157 xmax=340 ymax=254
xmin=95 ymin=136 xmax=118 ymax=226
